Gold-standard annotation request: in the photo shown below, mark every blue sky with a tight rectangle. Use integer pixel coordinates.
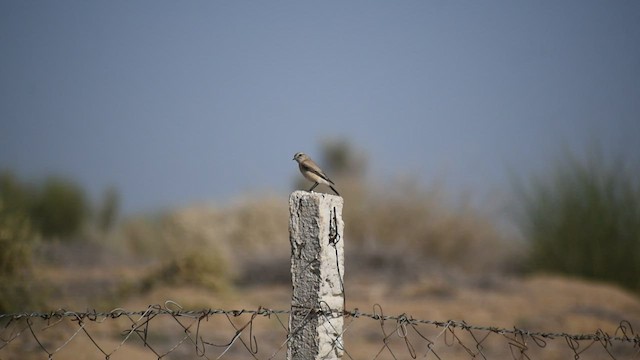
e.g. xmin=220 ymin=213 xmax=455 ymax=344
xmin=1 ymin=1 xmax=639 ymax=214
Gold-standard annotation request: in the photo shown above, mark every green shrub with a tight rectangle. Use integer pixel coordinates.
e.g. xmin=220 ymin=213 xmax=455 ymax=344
xmin=31 ymin=177 xmax=87 ymax=239
xmin=0 ymin=204 xmax=33 ymax=276
xmin=0 ymin=173 xmax=43 ymax=312
xmin=515 ymin=150 xmax=640 ymax=290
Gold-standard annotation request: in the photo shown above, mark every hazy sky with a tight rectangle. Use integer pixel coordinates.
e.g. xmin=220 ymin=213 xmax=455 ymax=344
xmin=1 ymin=1 xmax=639 ymax=214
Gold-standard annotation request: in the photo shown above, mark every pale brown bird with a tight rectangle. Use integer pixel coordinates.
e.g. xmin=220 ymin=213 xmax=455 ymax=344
xmin=293 ymin=152 xmax=340 ymax=196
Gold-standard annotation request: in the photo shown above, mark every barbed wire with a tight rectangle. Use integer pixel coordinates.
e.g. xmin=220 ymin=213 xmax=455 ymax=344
xmin=2 ymin=302 xmax=639 ymax=359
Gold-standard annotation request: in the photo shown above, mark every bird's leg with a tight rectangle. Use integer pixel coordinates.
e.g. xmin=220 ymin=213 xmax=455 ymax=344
xmin=329 ymin=185 xmax=340 ymax=196
xmin=308 ymin=182 xmax=319 ymax=192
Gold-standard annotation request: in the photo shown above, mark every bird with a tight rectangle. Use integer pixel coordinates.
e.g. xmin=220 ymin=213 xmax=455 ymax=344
xmin=293 ymin=152 xmax=340 ymax=196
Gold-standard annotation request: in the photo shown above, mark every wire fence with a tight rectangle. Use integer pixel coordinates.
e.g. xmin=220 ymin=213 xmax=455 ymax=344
xmin=1 ymin=302 xmax=639 ymax=360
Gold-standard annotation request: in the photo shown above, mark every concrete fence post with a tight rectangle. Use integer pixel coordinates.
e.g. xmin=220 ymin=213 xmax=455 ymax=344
xmin=287 ymin=191 xmax=345 ymax=360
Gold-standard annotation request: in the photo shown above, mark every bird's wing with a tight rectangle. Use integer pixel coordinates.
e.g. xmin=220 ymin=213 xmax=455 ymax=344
xmin=301 ymin=161 xmax=335 ymax=185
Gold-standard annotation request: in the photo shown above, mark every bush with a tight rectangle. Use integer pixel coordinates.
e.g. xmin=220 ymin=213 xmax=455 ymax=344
xmin=116 ymin=208 xmax=237 ymax=293
xmin=97 ymin=186 xmax=120 ymax=233
xmin=0 ymin=203 xmax=33 ymax=276
xmin=343 ymin=180 xmax=515 ymax=276
xmin=0 ymin=173 xmax=43 ymax=312
xmin=141 ymin=250 xmax=232 ymax=292
xmin=31 ymin=177 xmax=87 ymax=239
xmin=515 ymin=150 xmax=640 ymax=290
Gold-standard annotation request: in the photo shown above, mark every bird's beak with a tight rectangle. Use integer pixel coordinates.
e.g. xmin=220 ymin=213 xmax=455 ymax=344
xmin=292 ymin=157 xmax=295 ymax=160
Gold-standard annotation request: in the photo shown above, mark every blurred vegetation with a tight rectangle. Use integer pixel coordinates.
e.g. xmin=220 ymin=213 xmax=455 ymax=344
xmin=0 ymin=173 xmax=42 ymax=312
xmin=0 ymin=140 xmax=525 ymax=309
xmin=3 ymin=142 xmax=638 ymax=312
xmin=118 ymin=171 xmax=516 ymax=291
xmin=0 ymin=171 xmax=90 ymax=241
xmin=31 ymin=177 xmax=87 ymax=239
xmin=97 ymin=186 xmax=120 ymax=233
xmin=113 ymin=210 xmax=234 ymax=295
xmin=344 ymin=180 xmax=516 ymax=276
xmin=294 ymin=140 xmax=517 ymax=279
xmin=321 ymin=138 xmax=368 ymax=178
xmin=515 ymin=149 xmax=640 ymax=291
xmin=140 ymin=250 xmax=231 ymax=293
xmin=0 ymin=171 xmax=122 ymax=311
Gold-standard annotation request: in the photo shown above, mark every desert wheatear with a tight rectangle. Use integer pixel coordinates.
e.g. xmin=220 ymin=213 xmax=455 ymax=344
xmin=293 ymin=152 xmax=340 ymax=196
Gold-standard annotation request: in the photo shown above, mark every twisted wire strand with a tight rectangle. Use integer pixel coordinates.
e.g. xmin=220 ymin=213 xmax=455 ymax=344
xmin=2 ymin=305 xmax=638 ymax=345
xmin=2 ymin=303 xmax=639 ymax=360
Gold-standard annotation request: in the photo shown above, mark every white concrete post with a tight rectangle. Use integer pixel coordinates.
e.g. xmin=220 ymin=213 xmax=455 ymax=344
xmin=288 ymin=191 xmax=345 ymax=360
